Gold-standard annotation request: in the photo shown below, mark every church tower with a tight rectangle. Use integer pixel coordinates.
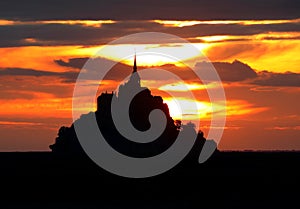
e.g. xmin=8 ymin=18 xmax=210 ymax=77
xmin=116 ymin=52 xmax=144 ymax=99
xmin=133 ymin=52 xmax=137 ymax=73
xmin=129 ymin=52 xmax=140 ymax=87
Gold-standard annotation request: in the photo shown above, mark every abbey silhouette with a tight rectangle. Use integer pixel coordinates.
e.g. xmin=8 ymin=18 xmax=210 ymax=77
xmin=50 ymin=54 xmax=212 ymax=160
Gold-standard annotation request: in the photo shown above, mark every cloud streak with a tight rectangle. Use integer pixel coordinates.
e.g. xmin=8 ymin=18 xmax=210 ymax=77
xmin=196 ymin=60 xmax=257 ymax=82
xmin=253 ymin=71 xmax=300 ymax=87
xmin=196 ymin=60 xmax=300 ymax=87
xmin=0 ymin=67 xmax=78 ymax=83
xmin=0 ymin=19 xmax=300 ymax=47
xmin=53 ymin=57 xmax=300 ymax=87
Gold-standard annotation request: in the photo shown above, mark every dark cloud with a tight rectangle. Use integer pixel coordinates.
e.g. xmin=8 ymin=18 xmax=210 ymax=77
xmin=55 ymin=57 xmax=300 ymax=87
xmin=0 ymin=21 xmax=165 ymax=47
xmin=54 ymin=58 xmax=89 ymax=69
xmin=54 ymin=57 xmax=132 ymax=81
xmin=0 ymin=23 xmax=118 ymax=47
xmin=54 ymin=57 xmax=199 ymax=82
xmin=0 ymin=68 xmax=78 ymax=83
xmin=252 ymin=71 xmax=300 ymax=87
xmin=168 ymin=22 xmax=300 ymax=39
xmin=0 ymin=71 xmax=75 ymax=99
xmin=55 ymin=57 xmax=186 ymax=82
xmin=195 ymin=60 xmax=258 ymax=82
xmin=195 ymin=60 xmax=300 ymax=87
xmin=0 ymin=90 xmax=37 ymax=100
xmin=1 ymin=20 xmax=300 ymax=47
xmin=0 ymin=0 xmax=299 ymax=21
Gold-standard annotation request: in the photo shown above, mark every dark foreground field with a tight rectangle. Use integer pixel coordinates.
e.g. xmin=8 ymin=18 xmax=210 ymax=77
xmin=1 ymin=151 xmax=299 ymax=209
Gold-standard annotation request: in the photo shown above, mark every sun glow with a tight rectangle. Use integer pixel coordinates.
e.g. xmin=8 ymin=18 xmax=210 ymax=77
xmin=164 ymin=97 xmax=213 ymax=120
xmin=0 ymin=44 xmax=208 ymax=77
xmin=159 ymin=82 xmax=221 ymax=92
xmin=91 ymin=44 xmax=206 ymax=67
xmin=163 ymin=96 xmax=267 ymax=123
xmin=198 ymin=35 xmax=230 ymax=43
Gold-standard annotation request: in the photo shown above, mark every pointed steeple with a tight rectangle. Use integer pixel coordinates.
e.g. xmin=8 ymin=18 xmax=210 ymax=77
xmin=133 ymin=52 xmax=137 ymax=73
xmin=128 ymin=51 xmax=140 ymax=87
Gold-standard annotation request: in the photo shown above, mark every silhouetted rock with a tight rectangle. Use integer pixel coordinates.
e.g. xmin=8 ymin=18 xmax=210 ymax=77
xmin=50 ymin=54 xmax=214 ymax=162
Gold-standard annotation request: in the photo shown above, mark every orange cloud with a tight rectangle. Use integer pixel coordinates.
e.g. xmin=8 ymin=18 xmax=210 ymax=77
xmin=39 ymin=20 xmax=116 ymax=27
xmin=0 ymin=45 xmax=111 ymax=75
xmin=226 ymin=100 xmax=269 ymax=117
xmin=204 ymin=39 xmax=300 ymax=73
xmin=265 ymin=126 xmax=300 ymax=131
xmin=0 ymin=19 xmax=15 ymax=25
xmin=0 ymin=121 xmax=42 ymax=126
xmin=0 ymin=19 xmax=116 ymax=27
xmin=0 ymin=97 xmax=72 ymax=119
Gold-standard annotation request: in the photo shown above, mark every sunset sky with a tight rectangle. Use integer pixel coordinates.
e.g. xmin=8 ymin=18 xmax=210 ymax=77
xmin=0 ymin=0 xmax=299 ymax=151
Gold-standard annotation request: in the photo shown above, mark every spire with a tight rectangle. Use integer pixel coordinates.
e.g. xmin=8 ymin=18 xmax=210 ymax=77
xmin=128 ymin=51 xmax=140 ymax=87
xmin=133 ymin=51 xmax=137 ymax=73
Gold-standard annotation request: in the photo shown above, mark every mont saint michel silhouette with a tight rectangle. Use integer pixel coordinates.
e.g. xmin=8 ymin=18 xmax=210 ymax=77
xmin=49 ymin=54 xmax=210 ymax=160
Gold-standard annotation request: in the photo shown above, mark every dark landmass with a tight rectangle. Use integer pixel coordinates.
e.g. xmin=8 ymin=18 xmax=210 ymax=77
xmin=1 ymin=151 xmax=299 ymax=209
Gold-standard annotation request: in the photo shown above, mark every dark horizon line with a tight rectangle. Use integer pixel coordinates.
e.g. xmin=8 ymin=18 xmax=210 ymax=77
xmin=1 ymin=150 xmax=300 ymax=153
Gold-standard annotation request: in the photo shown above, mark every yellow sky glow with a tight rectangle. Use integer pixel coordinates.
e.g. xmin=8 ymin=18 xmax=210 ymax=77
xmin=196 ymin=32 xmax=300 ymax=43
xmin=204 ymin=40 xmax=300 ymax=73
xmin=0 ymin=19 xmax=15 ymax=25
xmin=93 ymin=44 xmax=205 ymax=67
xmin=163 ymin=96 xmax=266 ymax=122
xmin=0 ymin=19 xmax=116 ymax=27
xmin=1 ymin=19 xmax=300 ymax=27
xmin=153 ymin=19 xmax=300 ymax=27
xmin=1 ymin=36 xmax=300 ymax=75
xmin=159 ymin=82 xmax=221 ymax=91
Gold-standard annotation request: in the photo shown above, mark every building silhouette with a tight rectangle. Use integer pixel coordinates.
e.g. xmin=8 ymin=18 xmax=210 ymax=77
xmin=50 ymin=54 xmax=211 ymax=160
